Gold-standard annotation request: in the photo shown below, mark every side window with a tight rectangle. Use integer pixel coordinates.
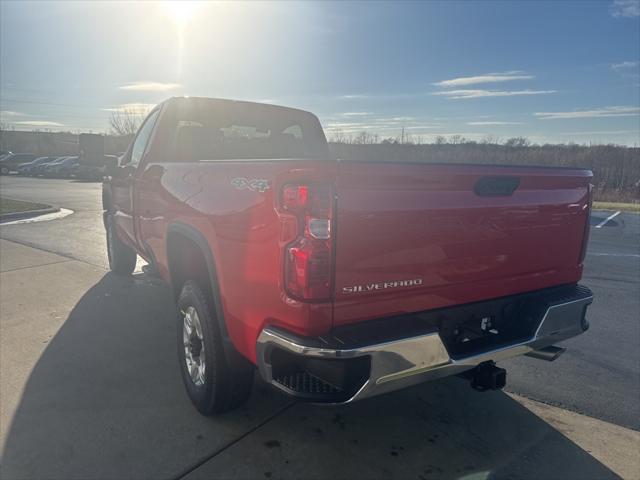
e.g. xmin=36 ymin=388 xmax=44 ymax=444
xmin=129 ymin=109 xmax=160 ymax=167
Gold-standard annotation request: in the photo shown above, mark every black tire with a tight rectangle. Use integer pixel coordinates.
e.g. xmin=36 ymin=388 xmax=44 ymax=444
xmin=177 ymin=281 xmax=254 ymax=415
xmin=105 ymin=214 xmax=136 ymax=275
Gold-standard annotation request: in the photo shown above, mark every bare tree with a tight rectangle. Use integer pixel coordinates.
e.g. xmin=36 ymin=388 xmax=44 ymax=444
xmin=481 ymin=135 xmax=501 ymax=145
xmin=330 ymin=129 xmax=346 ymax=144
xmin=109 ymin=109 xmax=145 ymax=136
xmin=504 ymin=137 xmax=531 ymax=148
xmin=448 ymin=134 xmax=467 ymax=145
xmin=354 ymin=131 xmax=378 ymax=145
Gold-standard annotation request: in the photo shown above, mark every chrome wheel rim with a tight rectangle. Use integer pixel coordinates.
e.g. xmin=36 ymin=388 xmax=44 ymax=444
xmin=182 ymin=306 xmax=206 ymax=387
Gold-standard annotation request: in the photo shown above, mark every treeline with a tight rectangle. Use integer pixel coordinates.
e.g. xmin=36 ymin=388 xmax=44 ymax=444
xmin=1 ymin=129 xmax=638 ymax=201
xmin=0 ymin=130 xmax=131 ymax=156
xmin=329 ymin=140 xmax=640 ymax=202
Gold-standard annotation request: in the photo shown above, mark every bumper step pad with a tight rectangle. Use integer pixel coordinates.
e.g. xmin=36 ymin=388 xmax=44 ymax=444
xmin=274 ymin=371 xmax=342 ymax=398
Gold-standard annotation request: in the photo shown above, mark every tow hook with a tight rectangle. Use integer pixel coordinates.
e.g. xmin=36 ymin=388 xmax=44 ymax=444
xmin=463 ymin=361 xmax=507 ymax=391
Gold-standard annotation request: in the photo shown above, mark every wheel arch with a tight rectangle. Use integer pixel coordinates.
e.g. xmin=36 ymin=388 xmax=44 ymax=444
xmin=165 ymin=222 xmax=235 ymax=350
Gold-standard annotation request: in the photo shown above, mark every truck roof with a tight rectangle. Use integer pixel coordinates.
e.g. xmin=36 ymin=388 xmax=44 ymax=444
xmin=164 ymin=96 xmax=316 ymax=118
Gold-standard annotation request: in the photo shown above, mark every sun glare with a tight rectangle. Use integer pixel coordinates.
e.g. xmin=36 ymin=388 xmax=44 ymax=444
xmin=161 ymin=1 xmax=199 ymax=26
xmin=160 ymin=1 xmax=204 ymax=78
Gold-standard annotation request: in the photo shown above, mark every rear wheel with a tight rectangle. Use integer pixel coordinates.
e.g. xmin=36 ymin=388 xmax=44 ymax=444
xmin=105 ymin=214 xmax=136 ymax=275
xmin=177 ymin=281 xmax=254 ymax=415
xmin=0 ymin=166 xmax=9 ymax=175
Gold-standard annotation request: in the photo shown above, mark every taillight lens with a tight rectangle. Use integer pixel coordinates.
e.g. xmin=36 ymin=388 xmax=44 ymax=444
xmin=282 ymin=184 xmax=333 ymax=301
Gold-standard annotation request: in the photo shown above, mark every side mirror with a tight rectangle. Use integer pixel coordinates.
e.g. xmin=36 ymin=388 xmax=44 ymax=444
xmin=118 ymin=153 xmax=130 ymax=166
xmin=104 ymin=156 xmax=119 ymax=177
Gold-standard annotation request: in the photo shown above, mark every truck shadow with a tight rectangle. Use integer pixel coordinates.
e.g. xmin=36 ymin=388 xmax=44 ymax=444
xmin=1 ymin=273 xmax=620 ymax=479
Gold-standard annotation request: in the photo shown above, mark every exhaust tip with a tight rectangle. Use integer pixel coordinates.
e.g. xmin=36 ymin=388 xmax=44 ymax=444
xmin=526 ymin=345 xmax=566 ymax=362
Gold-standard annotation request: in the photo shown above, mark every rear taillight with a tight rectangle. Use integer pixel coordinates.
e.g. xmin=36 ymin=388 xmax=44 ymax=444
xmin=579 ymin=183 xmax=593 ymax=264
xmin=282 ymin=184 xmax=333 ymax=301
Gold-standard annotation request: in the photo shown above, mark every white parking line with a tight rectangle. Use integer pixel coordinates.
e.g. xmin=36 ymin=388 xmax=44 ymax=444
xmin=595 ymin=210 xmax=621 ymax=229
xmin=588 ymin=253 xmax=640 ymax=258
xmin=0 ymin=208 xmax=73 ymax=225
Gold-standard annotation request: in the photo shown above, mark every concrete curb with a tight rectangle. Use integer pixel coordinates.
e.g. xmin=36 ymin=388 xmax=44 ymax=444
xmin=0 ymin=207 xmax=60 ymax=222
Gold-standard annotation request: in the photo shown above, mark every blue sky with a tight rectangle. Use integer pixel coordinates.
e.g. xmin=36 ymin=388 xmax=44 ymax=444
xmin=1 ymin=0 xmax=639 ymax=145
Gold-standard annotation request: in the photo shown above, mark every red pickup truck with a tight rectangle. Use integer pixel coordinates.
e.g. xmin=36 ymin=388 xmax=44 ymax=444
xmin=103 ymin=97 xmax=594 ymax=415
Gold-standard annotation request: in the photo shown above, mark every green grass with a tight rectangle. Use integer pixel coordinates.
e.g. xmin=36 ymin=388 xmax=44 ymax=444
xmin=593 ymin=201 xmax=640 ymax=213
xmin=0 ymin=197 xmax=51 ymax=215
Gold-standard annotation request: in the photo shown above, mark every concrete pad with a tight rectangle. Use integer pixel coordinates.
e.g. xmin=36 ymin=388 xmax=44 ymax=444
xmin=509 ymin=393 xmax=640 ymax=479
xmin=184 ymin=379 xmax=621 ymax=480
xmin=0 ymin=259 xmax=105 ymax=443
xmin=0 ymin=239 xmax=70 ymax=272
xmin=0 ymin=242 xmax=290 ymax=479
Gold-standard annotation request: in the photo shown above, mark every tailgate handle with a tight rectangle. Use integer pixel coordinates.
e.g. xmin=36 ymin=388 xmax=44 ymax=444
xmin=474 ymin=176 xmax=520 ymax=197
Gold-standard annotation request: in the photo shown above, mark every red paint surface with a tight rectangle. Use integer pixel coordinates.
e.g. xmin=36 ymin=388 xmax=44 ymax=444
xmin=333 ymin=162 xmax=591 ymax=327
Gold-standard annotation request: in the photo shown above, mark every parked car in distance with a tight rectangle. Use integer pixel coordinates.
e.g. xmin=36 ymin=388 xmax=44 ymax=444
xmin=77 ymin=154 xmax=119 ymax=181
xmin=33 ymin=157 xmax=67 ymax=176
xmin=44 ymin=156 xmax=79 ymax=178
xmin=17 ymin=156 xmax=54 ymax=175
xmin=40 ymin=156 xmax=70 ymax=176
xmin=103 ymin=97 xmax=594 ymax=416
xmin=0 ymin=153 xmax=37 ymax=174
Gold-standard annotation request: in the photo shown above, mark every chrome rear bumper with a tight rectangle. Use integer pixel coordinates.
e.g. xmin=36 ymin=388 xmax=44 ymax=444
xmin=256 ymin=285 xmax=593 ymax=404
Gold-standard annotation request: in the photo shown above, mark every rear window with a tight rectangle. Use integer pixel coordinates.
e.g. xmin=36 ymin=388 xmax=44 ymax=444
xmin=165 ymin=99 xmax=330 ymax=161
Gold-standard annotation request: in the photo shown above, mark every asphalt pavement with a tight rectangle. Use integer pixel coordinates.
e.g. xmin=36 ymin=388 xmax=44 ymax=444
xmin=503 ymin=207 xmax=640 ymax=430
xmin=0 ymin=176 xmax=639 ymax=479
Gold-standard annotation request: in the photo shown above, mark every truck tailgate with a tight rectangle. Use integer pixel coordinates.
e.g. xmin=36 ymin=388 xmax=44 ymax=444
xmin=333 ymin=162 xmax=592 ymax=327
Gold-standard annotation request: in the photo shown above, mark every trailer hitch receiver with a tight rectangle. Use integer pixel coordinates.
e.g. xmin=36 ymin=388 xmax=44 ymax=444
xmin=466 ymin=361 xmax=507 ymax=391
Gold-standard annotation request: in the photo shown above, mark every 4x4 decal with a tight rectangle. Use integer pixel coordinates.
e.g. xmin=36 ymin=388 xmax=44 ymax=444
xmin=230 ymin=177 xmax=270 ymax=193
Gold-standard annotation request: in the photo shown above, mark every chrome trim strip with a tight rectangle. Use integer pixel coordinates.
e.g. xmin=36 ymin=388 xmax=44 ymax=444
xmin=256 ymin=292 xmax=593 ymax=404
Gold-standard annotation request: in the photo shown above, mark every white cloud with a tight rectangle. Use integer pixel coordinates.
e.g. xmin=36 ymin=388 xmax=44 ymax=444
xmin=102 ymin=103 xmax=156 ymax=114
xmin=535 ymin=106 xmax=640 ymax=120
xmin=433 ymin=72 xmax=534 ymax=88
xmin=467 ymin=121 xmax=523 ymax=126
xmin=433 ymin=89 xmax=555 ymax=100
xmin=341 ymin=112 xmax=372 ymax=116
xmin=612 ymin=61 xmax=639 ymax=71
xmin=13 ymin=120 xmax=64 ymax=127
xmin=0 ymin=110 xmax=25 ymax=117
xmin=386 ymin=116 xmax=415 ymax=122
xmin=611 ymin=0 xmax=640 ymax=17
xmin=119 ymin=82 xmax=182 ymax=92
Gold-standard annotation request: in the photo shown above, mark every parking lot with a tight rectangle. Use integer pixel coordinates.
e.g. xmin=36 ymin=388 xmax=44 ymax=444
xmin=1 ymin=176 xmax=639 ymax=479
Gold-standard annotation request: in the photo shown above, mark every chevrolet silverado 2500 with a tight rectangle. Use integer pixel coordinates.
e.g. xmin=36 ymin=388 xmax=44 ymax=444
xmin=102 ymin=97 xmax=594 ymax=415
